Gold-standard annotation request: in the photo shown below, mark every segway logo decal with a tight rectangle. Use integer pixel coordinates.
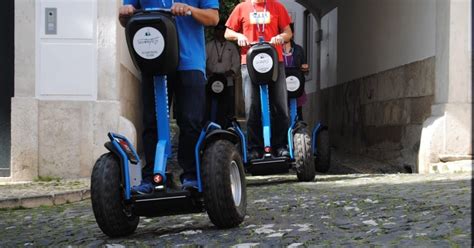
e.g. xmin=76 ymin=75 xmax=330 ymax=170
xmin=286 ymin=76 xmax=301 ymax=92
xmin=211 ymin=81 xmax=225 ymax=94
xmin=253 ymin=53 xmax=273 ymax=73
xmin=133 ymin=27 xmax=165 ymax=60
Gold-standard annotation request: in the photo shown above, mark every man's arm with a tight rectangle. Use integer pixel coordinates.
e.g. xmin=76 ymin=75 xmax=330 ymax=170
xmin=225 ymin=28 xmax=249 ymax=47
xmin=270 ymin=25 xmax=292 ymax=45
xmin=280 ymin=25 xmax=293 ymax=43
xmin=272 ymin=3 xmax=293 ymax=45
xmin=171 ymin=3 xmax=219 ymax=26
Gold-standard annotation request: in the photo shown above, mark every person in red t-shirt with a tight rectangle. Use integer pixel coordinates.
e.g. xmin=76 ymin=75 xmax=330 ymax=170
xmin=225 ymin=0 xmax=293 ymax=159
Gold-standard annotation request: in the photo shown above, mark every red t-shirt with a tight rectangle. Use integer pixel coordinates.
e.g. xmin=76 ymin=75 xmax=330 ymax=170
xmin=225 ymin=0 xmax=291 ymax=64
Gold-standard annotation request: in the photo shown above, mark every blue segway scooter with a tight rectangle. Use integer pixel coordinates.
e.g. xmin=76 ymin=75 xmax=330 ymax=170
xmin=285 ymin=64 xmax=330 ymax=174
xmin=286 ymin=66 xmax=331 ymax=173
xmin=285 ymin=69 xmax=316 ymax=180
xmin=231 ymin=41 xmax=315 ymax=181
xmin=90 ymin=9 xmax=246 ymax=238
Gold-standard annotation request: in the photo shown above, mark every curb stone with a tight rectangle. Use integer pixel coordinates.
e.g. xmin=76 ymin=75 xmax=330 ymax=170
xmin=0 ymin=197 xmax=21 ymax=209
xmin=0 ymin=189 xmax=91 ymax=210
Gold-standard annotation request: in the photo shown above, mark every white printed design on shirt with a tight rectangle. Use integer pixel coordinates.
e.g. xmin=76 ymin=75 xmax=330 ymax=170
xmin=249 ymin=11 xmax=271 ymax=24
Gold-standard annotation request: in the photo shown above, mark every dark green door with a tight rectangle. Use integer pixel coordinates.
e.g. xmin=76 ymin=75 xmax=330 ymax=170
xmin=0 ymin=0 xmax=14 ymax=177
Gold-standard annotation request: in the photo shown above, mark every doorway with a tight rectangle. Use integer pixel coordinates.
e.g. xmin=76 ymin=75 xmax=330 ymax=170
xmin=0 ymin=0 xmax=14 ymax=177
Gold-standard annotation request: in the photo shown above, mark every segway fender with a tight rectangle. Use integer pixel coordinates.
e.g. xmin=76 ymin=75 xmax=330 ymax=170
xmin=104 ymin=142 xmax=123 ymax=164
xmin=312 ymin=123 xmax=329 ymax=154
xmin=105 ymin=132 xmax=142 ymax=200
xmin=292 ymin=121 xmax=308 ymax=133
xmin=202 ymin=129 xmax=241 ymax=149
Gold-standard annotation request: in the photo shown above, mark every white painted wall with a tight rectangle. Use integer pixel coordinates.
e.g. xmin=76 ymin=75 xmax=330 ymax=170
xmin=336 ymin=0 xmax=436 ymax=84
xmin=279 ymin=0 xmax=305 ymax=46
xmin=36 ymin=0 xmax=98 ymax=100
xmin=305 ymin=13 xmax=319 ymax=94
xmin=320 ymin=8 xmax=337 ymax=89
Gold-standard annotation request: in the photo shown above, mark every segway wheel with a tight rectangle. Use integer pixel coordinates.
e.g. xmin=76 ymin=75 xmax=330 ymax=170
xmin=314 ymin=129 xmax=331 ymax=173
xmin=91 ymin=153 xmax=139 ymax=237
xmin=202 ymin=140 xmax=246 ymax=228
xmin=294 ymin=129 xmax=316 ymax=181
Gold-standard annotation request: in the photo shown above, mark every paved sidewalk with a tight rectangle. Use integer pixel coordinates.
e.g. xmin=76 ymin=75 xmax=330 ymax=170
xmin=0 ymin=179 xmax=90 ymax=209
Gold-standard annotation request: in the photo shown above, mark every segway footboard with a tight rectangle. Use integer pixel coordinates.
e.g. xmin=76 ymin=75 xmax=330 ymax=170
xmin=248 ymin=156 xmax=292 ymax=175
xmin=130 ymin=190 xmax=204 ymax=217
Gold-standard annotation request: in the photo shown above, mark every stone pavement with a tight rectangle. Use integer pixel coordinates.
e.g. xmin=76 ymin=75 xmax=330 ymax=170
xmin=0 ymin=172 xmax=471 ymax=247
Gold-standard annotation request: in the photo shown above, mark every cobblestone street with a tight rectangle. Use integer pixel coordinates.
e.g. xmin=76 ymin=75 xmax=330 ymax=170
xmin=0 ymin=172 xmax=471 ymax=247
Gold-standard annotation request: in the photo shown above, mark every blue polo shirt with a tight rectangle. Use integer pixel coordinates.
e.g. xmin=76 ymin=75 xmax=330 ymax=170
xmin=124 ymin=0 xmax=219 ymax=74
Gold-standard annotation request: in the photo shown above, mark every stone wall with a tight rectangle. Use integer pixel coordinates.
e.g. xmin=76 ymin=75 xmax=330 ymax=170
xmin=307 ymin=57 xmax=435 ymax=172
xmin=9 ymin=0 xmax=141 ymax=181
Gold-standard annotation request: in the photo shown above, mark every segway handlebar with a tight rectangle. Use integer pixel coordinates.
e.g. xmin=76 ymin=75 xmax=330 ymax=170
xmin=135 ymin=7 xmax=192 ymax=16
xmin=249 ymin=41 xmax=269 ymax=46
xmin=248 ymin=40 xmax=280 ymax=47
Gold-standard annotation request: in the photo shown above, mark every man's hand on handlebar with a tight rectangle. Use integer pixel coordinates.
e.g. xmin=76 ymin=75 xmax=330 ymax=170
xmin=119 ymin=4 xmax=135 ymax=16
xmin=269 ymin=34 xmax=284 ymax=45
xmin=171 ymin=3 xmax=192 ymax=16
xmin=237 ymin=34 xmax=250 ymax=47
xmin=119 ymin=5 xmax=135 ymax=27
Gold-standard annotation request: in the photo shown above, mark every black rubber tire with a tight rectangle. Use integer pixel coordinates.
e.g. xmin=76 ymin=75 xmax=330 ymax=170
xmin=202 ymin=140 xmax=247 ymax=228
xmin=314 ymin=129 xmax=331 ymax=173
xmin=294 ymin=129 xmax=316 ymax=181
xmin=91 ymin=153 xmax=139 ymax=237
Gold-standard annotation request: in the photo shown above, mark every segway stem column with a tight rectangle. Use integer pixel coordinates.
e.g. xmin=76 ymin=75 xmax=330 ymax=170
xmin=312 ymin=122 xmax=322 ymax=154
xmin=289 ymin=98 xmax=297 ymax=127
xmin=259 ymin=84 xmax=272 ymax=151
xmin=153 ymin=75 xmax=172 ymax=182
xmin=287 ymin=98 xmax=297 ymax=159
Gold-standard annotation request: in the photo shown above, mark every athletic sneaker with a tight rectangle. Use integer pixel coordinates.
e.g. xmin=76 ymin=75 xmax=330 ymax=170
xmin=276 ymin=147 xmax=290 ymax=158
xmin=249 ymin=149 xmax=262 ymax=160
xmin=131 ymin=177 xmax=154 ymax=195
xmin=181 ymin=178 xmax=198 ymax=189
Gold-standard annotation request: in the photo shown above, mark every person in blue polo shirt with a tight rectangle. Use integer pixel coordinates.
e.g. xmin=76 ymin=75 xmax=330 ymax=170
xmin=119 ymin=0 xmax=219 ymax=194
